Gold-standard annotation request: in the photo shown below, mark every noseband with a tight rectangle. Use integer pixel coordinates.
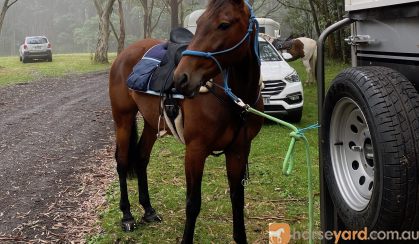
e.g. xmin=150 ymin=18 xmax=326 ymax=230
xmin=181 ymin=1 xmax=260 ymax=104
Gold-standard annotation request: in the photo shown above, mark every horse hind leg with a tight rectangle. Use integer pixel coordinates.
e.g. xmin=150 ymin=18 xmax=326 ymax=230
xmin=114 ymin=112 xmax=138 ymax=231
xmin=302 ymin=58 xmax=312 ymax=85
xmin=135 ymin=121 xmax=162 ymax=224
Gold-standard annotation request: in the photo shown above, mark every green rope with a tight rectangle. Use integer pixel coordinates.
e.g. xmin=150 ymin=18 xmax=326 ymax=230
xmin=246 ymin=106 xmax=319 ymax=244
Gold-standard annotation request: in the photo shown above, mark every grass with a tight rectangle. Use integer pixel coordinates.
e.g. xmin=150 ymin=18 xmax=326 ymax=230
xmin=0 ymin=53 xmax=116 ymax=86
xmin=91 ymin=60 xmax=349 ymax=243
xmin=0 ymin=50 xmax=349 ymax=242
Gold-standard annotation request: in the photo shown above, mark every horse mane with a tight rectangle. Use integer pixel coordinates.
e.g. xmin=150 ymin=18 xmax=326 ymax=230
xmin=285 ymin=34 xmax=294 ymax=41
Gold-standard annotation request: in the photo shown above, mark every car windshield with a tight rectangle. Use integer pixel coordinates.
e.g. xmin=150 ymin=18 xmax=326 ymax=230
xmin=259 ymin=41 xmax=282 ymax=62
xmin=27 ymin=37 xmax=47 ymax=44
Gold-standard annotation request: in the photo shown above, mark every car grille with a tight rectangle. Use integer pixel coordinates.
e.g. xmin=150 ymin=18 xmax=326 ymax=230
xmin=261 ymin=80 xmax=286 ymax=96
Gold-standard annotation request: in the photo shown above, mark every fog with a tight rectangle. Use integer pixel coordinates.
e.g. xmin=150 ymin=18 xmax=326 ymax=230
xmin=0 ymin=0 xmax=288 ymax=56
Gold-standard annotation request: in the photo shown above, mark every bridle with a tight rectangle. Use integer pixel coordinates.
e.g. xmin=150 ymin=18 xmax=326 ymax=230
xmin=181 ymin=1 xmax=260 ymax=105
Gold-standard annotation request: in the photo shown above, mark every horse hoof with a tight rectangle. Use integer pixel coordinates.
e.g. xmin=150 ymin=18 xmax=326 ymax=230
xmin=141 ymin=210 xmax=162 ymax=224
xmin=121 ymin=218 xmax=136 ymax=232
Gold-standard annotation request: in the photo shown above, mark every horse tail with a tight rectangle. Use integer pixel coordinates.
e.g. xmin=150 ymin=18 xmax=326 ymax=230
xmin=126 ymin=118 xmax=139 ymax=178
xmin=113 ymin=115 xmax=139 ymax=178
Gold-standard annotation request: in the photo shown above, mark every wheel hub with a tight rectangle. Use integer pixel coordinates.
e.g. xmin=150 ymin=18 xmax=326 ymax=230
xmin=330 ymin=98 xmax=375 ymax=211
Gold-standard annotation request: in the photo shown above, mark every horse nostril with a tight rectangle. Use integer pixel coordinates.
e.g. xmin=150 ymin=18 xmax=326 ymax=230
xmin=179 ymin=73 xmax=189 ymax=86
xmin=174 ymin=72 xmax=190 ymax=92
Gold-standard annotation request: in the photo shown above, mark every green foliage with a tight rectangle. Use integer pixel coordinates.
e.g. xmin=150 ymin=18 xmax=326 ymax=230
xmin=283 ymin=1 xmax=314 ymax=37
xmin=90 ymin=60 xmax=349 ymax=243
xmin=73 ymin=16 xmax=100 ymax=52
xmin=0 ymin=53 xmax=116 ymax=86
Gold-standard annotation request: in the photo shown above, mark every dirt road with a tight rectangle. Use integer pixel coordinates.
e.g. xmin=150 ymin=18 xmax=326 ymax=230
xmin=0 ymin=72 xmax=115 ymax=242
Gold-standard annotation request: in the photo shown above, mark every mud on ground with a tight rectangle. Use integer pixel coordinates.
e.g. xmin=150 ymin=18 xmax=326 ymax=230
xmin=0 ymin=72 xmax=116 ymax=243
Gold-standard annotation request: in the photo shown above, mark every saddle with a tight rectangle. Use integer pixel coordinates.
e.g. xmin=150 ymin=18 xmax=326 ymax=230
xmin=126 ymin=27 xmax=194 ymax=94
xmin=126 ymin=27 xmax=194 ymax=144
xmin=149 ymin=28 xmax=194 ymax=92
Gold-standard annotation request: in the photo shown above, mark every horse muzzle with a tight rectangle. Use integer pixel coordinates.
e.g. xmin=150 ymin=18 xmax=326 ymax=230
xmin=173 ymin=71 xmax=202 ymax=98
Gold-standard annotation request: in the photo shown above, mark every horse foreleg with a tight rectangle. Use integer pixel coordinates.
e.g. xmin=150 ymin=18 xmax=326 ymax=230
xmin=114 ymin=114 xmax=137 ymax=231
xmin=226 ymin=143 xmax=251 ymax=244
xmin=181 ymin=146 xmax=207 ymax=244
xmin=136 ymin=121 xmax=162 ymax=223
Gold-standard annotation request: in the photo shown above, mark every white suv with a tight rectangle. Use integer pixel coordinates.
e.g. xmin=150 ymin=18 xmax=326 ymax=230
xmin=19 ymin=36 xmax=52 ymax=63
xmin=259 ymin=37 xmax=304 ymax=122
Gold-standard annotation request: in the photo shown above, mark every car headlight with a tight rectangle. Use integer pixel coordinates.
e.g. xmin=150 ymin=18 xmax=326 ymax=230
xmin=284 ymin=71 xmax=301 ymax=83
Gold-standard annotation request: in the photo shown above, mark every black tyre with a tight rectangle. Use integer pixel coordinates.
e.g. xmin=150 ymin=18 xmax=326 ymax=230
xmin=19 ymin=56 xmax=22 ymax=62
xmin=22 ymin=56 xmax=28 ymax=63
xmin=47 ymin=55 xmax=52 ymax=62
xmin=322 ymin=66 xmax=419 ymax=230
xmin=285 ymin=108 xmax=302 ymax=123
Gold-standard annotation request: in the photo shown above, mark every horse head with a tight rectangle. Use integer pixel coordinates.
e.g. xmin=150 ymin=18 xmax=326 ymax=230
xmin=272 ymin=38 xmax=285 ymax=50
xmin=173 ymin=0 xmax=255 ymax=97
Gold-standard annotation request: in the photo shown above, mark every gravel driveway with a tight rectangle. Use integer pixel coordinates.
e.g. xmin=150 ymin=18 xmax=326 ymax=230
xmin=0 ymin=72 xmax=116 ymax=242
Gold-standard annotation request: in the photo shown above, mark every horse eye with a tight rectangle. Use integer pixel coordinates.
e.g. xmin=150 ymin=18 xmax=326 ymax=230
xmin=218 ymin=22 xmax=231 ymax=30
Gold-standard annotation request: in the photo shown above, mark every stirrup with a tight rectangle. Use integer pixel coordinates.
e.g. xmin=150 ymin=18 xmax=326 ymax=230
xmin=156 ymin=114 xmax=167 ymax=138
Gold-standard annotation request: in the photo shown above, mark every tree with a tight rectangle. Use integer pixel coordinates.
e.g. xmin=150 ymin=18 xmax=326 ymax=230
xmin=115 ymin=0 xmax=125 ymax=54
xmin=139 ymin=0 xmax=166 ymax=38
xmin=93 ymin=0 xmax=116 ymax=63
xmin=139 ymin=0 xmax=151 ymax=38
xmin=254 ymin=0 xmax=281 ymax=18
xmin=0 ymin=0 xmax=18 ymax=35
xmin=271 ymin=0 xmax=349 ymax=61
xmin=168 ymin=0 xmax=182 ymax=29
xmin=307 ymin=0 xmax=320 ymax=37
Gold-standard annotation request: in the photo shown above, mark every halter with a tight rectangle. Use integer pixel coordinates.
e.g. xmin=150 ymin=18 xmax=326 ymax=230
xmin=181 ymin=1 xmax=260 ymax=105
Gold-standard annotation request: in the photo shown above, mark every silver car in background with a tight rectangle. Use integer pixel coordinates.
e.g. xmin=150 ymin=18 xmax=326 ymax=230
xmin=19 ymin=36 xmax=52 ymax=63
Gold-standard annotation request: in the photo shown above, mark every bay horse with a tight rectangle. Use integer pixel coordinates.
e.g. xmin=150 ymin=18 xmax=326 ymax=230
xmin=268 ymin=35 xmax=317 ymax=84
xmin=109 ymin=0 xmax=263 ymax=243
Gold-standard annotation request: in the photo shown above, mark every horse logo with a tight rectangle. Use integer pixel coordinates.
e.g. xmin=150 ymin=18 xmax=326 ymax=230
xmin=269 ymin=223 xmax=291 ymax=244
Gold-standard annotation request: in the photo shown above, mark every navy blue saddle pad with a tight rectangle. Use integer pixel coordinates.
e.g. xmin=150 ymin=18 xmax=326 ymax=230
xmin=126 ymin=42 xmax=168 ymax=92
xmin=126 ymin=27 xmax=194 ymax=97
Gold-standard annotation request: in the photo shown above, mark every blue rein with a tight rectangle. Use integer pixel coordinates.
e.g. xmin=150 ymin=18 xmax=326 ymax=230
xmin=181 ymin=1 xmax=260 ymax=104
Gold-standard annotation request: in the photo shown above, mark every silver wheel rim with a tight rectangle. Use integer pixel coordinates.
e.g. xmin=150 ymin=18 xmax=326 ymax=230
xmin=330 ymin=98 xmax=374 ymax=211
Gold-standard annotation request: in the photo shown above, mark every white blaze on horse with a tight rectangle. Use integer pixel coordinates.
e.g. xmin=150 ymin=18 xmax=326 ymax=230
xmin=261 ymin=34 xmax=317 ymax=84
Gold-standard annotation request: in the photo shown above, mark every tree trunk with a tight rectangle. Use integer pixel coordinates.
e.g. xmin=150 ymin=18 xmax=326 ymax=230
xmin=0 ymin=0 xmax=18 ymax=35
xmin=95 ymin=16 xmax=110 ymax=63
xmin=93 ymin=0 xmax=116 ymax=64
xmin=117 ymin=0 xmax=125 ymax=54
xmin=336 ymin=0 xmax=348 ymax=62
xmin=308 ymin=0 xmax=320 ymax=37
xmin=321 ymin=2 xmax=337 ymax=58
xmin=140 ymin=0 xmax=150 ymax=38
xmin=169 ymin=0 xmax=180 ymax=29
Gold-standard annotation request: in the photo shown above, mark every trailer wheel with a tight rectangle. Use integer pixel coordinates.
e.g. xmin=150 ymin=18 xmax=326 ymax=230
xmin=322 ymin=66 xmax=419 ymax=230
